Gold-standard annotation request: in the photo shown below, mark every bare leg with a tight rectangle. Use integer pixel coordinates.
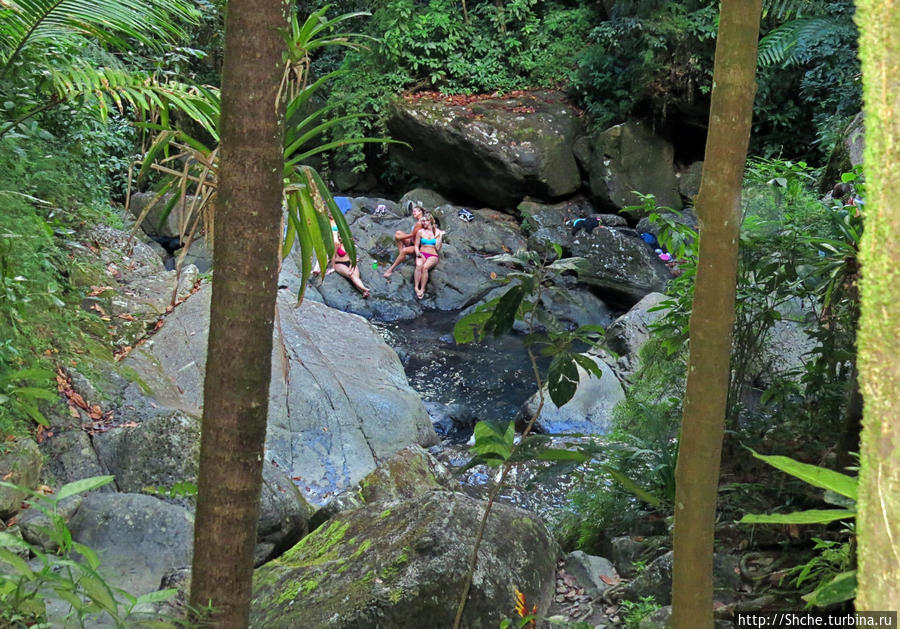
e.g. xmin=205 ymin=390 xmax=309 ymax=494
xmin=384 ymin=242 xmax=414 ymax=278
xmin=414 ymin=257 xmax=425 ymax=299
xmin=335 ymin=264 xmax=370 ymax=297
xmin=419 ymin=256 xmax=438 ymax=298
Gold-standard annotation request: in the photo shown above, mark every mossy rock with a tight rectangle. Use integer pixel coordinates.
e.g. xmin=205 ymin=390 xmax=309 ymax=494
xmin=0 ymin=438 xmax=42 ymax=519
xmin=358 ymin=445 xmax=454 ymax=505
xmin=250 ymin=491 xmax=558 ymax=628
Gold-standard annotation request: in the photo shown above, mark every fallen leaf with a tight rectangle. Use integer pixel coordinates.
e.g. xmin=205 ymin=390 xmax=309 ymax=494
xmin=599 ymin=575 xmax=620 ymax=585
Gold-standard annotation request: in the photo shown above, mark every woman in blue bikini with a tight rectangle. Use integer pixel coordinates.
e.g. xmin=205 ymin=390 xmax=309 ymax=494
xmin=328 ymin=219 xmax=370 ymax=298
xmin=413 ymin=213 xmax=443 ymax=300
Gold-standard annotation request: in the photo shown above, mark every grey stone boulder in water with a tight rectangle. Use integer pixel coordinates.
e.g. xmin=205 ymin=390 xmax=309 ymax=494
xmin=581 ymin=121 xmax=682 ymax=214
xmin=357 ymin=444 xmax=454 ymax=504
xmin=518 ymin=355 xmax=625 ymax=435
xmin=250 ymin=491 xmax=558 ymax=629
xmin=387 ymin=90 xmax=583 ymax=209
xmin=122 ymin=285 xmax=437 ymax=505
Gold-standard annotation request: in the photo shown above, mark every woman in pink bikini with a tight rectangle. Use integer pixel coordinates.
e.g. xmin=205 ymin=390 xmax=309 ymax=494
xmin=413 ymin=213 xmax=443 ymax=300
xmin=328 ymin=219 xmax=370 ymax=298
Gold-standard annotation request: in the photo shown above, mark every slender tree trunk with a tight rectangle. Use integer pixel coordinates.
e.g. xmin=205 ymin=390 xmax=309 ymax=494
xmin=854 ymin=0 xmax=900 ymax=607
xmin=188 ymin=1 xmax=288 ymax=627
xmin=670 ymin=2 xmax=761 ymax=628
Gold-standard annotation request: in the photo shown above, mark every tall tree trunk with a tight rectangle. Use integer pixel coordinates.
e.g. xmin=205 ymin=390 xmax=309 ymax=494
xmin=854 ymin=0 xmax=900 ymax=607
xmin=188 ymin=1 xmax=288 ymax=626
xmin=670 ymin=2 xmax=761 ymax=628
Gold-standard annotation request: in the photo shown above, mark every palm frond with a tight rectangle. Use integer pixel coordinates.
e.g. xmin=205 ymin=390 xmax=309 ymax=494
xmin=757 ymin=16 xmax=834 ymax=67
xmin=44 ymin=62 xmax=219 ymax=137
xmin=0 ymin=0 xmax=197 ymax=72
xmin=762 ymin=0 xmax=817 ymax=20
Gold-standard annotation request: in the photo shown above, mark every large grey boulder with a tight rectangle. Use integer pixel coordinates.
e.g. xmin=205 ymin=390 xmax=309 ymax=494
xmin=67 ymin=493 xmax=194 ymax=597
xmin=0 ymin=438 xmax=42 ymax=519
xmin=250 ymin=491 xmax=558 ymax=629
xmin=72 ymin=226 xmax=199 ymax=348
xmin=357 ymin=444 xmax=454 ymax=505
xmin=91 ymin=409 xmax=314 ymax=562
xmin=517 ymin=355 xmax=625 ymax=435
xmin=583 ymin=121 xmax=682 ymax=213
xmin=299 ymin=201 xmax=526 ymax=319
xmin=569 ymin=226 xmax=672 ymax=306
xmin=122 ymin=285 xmax=438 ymax=505
xmin=387 ymin=90 xmax=584 ymax=208
xmin=604 ymin=292 xmax=669 ymax=377
xmin=128 ymin=192 xmax=198 ymax=240
xmin=518 ymin=197 xmax=626 ymax=256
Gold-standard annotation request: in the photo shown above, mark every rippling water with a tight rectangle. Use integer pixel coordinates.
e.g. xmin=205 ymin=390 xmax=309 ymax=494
xmin=372 ymin=309 xmax=550 ymax=427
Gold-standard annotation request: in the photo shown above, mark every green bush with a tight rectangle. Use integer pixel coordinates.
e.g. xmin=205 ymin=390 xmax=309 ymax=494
xmin=0 ymin=121 xmax=123 ymax=436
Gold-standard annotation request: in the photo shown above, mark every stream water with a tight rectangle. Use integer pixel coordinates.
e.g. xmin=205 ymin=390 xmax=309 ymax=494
xmin=373 ymin=309 xmax=601 ymax=520
xmin=373 ymin=309 xmax=550 ymax=439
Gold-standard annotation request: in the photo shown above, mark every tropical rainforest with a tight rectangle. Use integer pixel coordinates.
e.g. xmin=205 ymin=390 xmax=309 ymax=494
xmin=0 ymin=0 xmax=897 ymax=627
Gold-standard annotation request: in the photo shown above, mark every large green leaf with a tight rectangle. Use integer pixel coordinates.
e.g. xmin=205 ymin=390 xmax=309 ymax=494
xmin=547 ymin=353 xmax=579 ymax=407
xmin=470 ymin=421 xmax=515 ymax=467
xmin=56 ymin=475 xmax=115 ymax=502
xmin=802 ymin=570 xmax=857 ymax=607
xmin=739 ymin=509 xmax=855 ymax=525
xmin=484 ymin=285 xmax=525 ymax=338
xmin=749 ymin=450 xmax=858 ymax=500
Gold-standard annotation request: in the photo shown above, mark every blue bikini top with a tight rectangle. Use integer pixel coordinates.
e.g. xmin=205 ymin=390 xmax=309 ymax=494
xmin=420 ymin=237 xmax=437 ymax=246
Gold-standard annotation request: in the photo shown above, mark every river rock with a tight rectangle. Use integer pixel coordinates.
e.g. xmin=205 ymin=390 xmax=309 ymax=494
xmin=625 ymin=551 xmax=742 ymax=606
xmin=41 ymin=430 xmax=111 ymax=492
xmin=173 ymin=237 xmax=212 ymax=273
xmin=677 ymin=161 xmax=704 ymax=201
xmin=563 ymin=551 xmax=619 ymax=599
xmin=17 ymin=496 xmax=83 ymax=553
xmin=387 ymin=90 xmax=583 ymax=209
xmin=250 ymin=491 xmax=558 ymax=629
xmin=583 ymin=121 xmax=682 ymax=213
xmin=569 ymin=225 xmax=672 ymax=306
xmin=358 ymin=444 xmax=454 ymax=504
xmin=518 ymin=197 xmax=627 ymax=255
xmin=0 ymin=438 xmax=42 ymax=519
xmin=517 ymin=355 xmax=625 ymax=435
xmin=304 ymin=201 xmax=526 ymax=319
xmin=67 ymin=492 xmax=194 ymax=597
xmin=122 ymin=285 xmax=437 ymax=505
xmin=604 ymin=292 xmax=669 ymax=377
xmin=129 ymin=191 xmax=198 ymax=240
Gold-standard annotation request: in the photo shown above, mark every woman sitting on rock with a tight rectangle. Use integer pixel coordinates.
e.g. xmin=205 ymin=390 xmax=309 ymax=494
xmin=328 ymin=219 xmax=370 ymax=298
xmin=383 ymin=203 xmax=425 ymax=279
xmin=414 ymin=213 xmax=443 ymax=300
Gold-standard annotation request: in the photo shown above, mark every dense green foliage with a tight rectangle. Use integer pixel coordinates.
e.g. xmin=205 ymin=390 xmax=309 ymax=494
xmin=0 ymin=121 xmax=129 ymax=435
xmin=561 ymin=159 xmax=863 ymax=553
